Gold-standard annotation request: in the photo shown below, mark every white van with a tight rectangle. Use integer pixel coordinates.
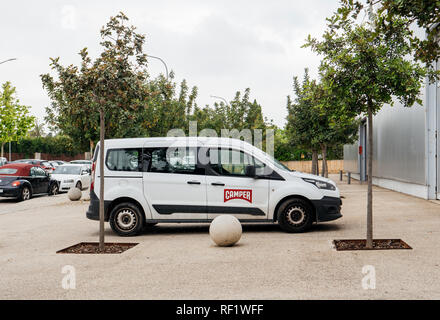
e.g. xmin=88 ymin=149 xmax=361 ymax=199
xmin=86 ymin=137 xmax=342 ymax=236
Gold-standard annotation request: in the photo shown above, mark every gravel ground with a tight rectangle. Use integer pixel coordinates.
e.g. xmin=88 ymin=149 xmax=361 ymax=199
xmin=0 ymin=176 xmax=439 ymax=299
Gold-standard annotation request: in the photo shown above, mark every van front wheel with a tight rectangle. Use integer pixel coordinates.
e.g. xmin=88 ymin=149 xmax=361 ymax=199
xmin=277 ymin=198 xmax=314 ymax=233
xmin=109 ymin=202 xmax=144 ymax=236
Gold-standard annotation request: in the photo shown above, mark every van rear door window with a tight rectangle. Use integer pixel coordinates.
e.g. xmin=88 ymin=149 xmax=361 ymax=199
xmin=106 ymin=149 xmax=141 ymax=171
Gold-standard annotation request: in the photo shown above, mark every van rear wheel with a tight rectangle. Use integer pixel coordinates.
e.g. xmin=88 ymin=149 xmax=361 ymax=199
xmin=109 ymin=202 xmax=144 ymax=236
xmin=277 ymin=198 xmax=313 ymax=233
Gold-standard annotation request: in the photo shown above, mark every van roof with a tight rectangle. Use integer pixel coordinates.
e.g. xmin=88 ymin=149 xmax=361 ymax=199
xmin=100 ymin=137 xmax=258 ymax=150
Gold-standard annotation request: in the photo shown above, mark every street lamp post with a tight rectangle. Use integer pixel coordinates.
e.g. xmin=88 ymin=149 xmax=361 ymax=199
xmin=0 ymin=58 xmax=18 ymax=162
xmin=210 ymin=95 xmax=229 ymax=106
xmin=0 ymin=58 xmax=17 ymax=65
xmin=147 ymin=55 xmax=169 ymax=80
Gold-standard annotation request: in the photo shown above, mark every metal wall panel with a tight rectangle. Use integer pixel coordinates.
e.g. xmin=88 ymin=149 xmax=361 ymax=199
xmin=343 ymin=140 xmax=359 ymax=173
xmin=372 ymin=99 xmax=426 ymax=185
xmin=437 ymin=58 xmax=440 ymax=197
xmin=344 ymin=98 xmax=426 ymax=185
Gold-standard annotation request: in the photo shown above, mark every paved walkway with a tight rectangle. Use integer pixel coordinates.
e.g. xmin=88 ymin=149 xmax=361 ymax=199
xmin=0 ymin=176 xmax=439 ymax=299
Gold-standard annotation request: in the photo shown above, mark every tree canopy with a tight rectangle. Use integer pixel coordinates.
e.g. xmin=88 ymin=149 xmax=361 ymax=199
xmin=336 ymin=0 xmax=440 ymax=82
xmin=285 ymin=69 xmax=359 ymax=176
xmin=0 ymin=82 xmax=35 ymax=158
xmin=41 ymin=12 xmax=151 ymax=152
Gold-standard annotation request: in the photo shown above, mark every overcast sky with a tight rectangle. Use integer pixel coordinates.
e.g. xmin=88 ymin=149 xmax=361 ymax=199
xmin=0 ymin=0 xmax=339 ymax=128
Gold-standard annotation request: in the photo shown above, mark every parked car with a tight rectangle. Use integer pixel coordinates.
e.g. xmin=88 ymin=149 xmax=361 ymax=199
xmin=12 ymin=159 xmax=55 ymax=173
xmin=0 ymin=157 xmax=7 ymax=166
xmin=50 ymin=160 xmax=67 ymax=167
xmin=86 ymin=137 xmax=342 ymax=236
xmin=70 ymin=160 xmax=92 ymax=166
xmin=0 ymin=163 xmax=59 ymax=201
xmin=51 ymin=164 xmax=91 ymax=192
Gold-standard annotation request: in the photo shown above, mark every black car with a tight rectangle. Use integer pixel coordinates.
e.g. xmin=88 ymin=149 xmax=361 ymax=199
xmin=0 ymin=163 xmax=59 ymax=201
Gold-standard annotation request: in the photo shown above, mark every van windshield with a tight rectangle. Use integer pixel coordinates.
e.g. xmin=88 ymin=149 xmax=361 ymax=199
xmin=254 ymin=149 xmax=292 ymax=172
xmin=266 ymin=154 xmax=292 ymax=172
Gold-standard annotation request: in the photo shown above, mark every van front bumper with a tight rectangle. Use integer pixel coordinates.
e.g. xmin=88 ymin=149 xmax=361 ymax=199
xmin=86 ymin=190 xmax=111 ymax=221
xmin=311 ymin=196 xmax=342 ymax=222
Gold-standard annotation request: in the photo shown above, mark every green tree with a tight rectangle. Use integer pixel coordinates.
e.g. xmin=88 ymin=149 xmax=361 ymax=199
xmin=310 ymin=79 xmax=360 ymax=177
xmin=29 ymin=119 xmax=46 ymax=138
xmin=141 ymin=73 xmax=198 ymax=137
xmin=0 ymin=82 xmax=35 ymax=159
xmin=338 ymin=0 xmax=440 ymax=81
xmin=285 ymin=70 xmax=324 ymax=175
xmin=305 ymin=7 xmax=426 ymax=248
xmin=273 ymin=128 xmax=304 ymax=161
xmin=10 ymin=135 xmax=81 ymax=157
xmin=41 ymin=12 xmax=150 ymax=250
xmin=191 ymin=88 xmax=272 ymax=149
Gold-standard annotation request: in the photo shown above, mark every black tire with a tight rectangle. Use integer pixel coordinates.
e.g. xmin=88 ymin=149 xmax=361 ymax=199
xmin=48 ymin=183 xmax=59 ymax=196
xmin=277 ymin=198 xmax=314 ymax=233
xmin=109 ymin=202 xmax=145 ymax=236
xmin=75 ymin=181 xmax=82 ymax=190
xmin=18 ymin=186 xmax=31 ymax=201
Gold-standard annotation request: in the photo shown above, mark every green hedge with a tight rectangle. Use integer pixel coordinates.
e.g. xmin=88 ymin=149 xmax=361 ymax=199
xmin=10 ymin=136 xmax=84 ymax=156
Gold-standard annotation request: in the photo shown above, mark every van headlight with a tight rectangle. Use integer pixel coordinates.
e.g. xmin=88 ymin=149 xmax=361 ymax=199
xmin=302 ymin=178 xmax=336 ymax=190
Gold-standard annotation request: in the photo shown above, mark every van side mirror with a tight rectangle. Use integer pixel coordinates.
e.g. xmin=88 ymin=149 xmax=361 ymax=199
xmin=245 ymin=165 xmax=256 ymax=178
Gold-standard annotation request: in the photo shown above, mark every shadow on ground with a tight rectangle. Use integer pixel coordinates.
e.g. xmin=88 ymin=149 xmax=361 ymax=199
xmin=90 ymin=221 xmax=343 ymax=237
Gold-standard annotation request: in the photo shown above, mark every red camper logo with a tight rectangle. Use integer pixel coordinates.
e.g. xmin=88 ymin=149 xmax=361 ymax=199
xmin=224 ymin=189 xmax=252 ymax=203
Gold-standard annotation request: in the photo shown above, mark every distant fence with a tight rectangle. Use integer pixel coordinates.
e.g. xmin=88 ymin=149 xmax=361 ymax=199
xmin=281 ymin=160 xmax=344 ymax=174
xmin=5 ymin=152 xmax=90 ymax=162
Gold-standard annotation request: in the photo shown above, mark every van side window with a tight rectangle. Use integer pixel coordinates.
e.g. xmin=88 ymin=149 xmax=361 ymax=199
xmin=254 ymin=157 xmax=267 ymax=176
xmin=209 ymin=148 xmax=254 ymax=176
xmin=145 ymin=147 xmax=203 ymax=175
xmin=106 ymin=148 xmax=141 ymax=171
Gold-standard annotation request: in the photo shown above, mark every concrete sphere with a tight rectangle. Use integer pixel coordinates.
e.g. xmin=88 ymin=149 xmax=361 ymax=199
xmin=68 ymin=187 xmax=82 ymax=201
xmin=209 ymin=215 xmax=242 ymax=247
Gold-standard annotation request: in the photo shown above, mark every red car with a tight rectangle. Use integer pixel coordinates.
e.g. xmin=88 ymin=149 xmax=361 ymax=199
xmin=12 ymin=159 xmax=55 ymax=173
xmin=0 ymin=163 xmax=59 ymax=201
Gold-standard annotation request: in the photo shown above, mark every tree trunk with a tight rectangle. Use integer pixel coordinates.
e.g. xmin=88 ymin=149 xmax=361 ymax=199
xmin=311 ymin=150 xmax=318 ymax=175
xmin=321 ymin=144 xmax=328 ymax=178
xmin=366 ymin=103 xmax=374 ymax=249
xmin=90 ymin=139 xmax=94 ymax=158
xmin=99 ymin=109 xmax=105 ymax=251
xmin=1 ymin=142 xmax=4 ymax=159
xmin=316 ymin=155 xmax=319 ymax=176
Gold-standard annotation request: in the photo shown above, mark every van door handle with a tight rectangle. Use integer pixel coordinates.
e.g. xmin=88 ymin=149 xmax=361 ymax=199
xmin=187 ymin=181 xmax=201 ymax=185
xmin=211 ymin=182 xmax=225 ymax=186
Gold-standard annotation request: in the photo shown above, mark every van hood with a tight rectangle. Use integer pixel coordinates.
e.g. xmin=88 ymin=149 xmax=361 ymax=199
xmin=285 ymin=170 xmax=335 ymax=184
